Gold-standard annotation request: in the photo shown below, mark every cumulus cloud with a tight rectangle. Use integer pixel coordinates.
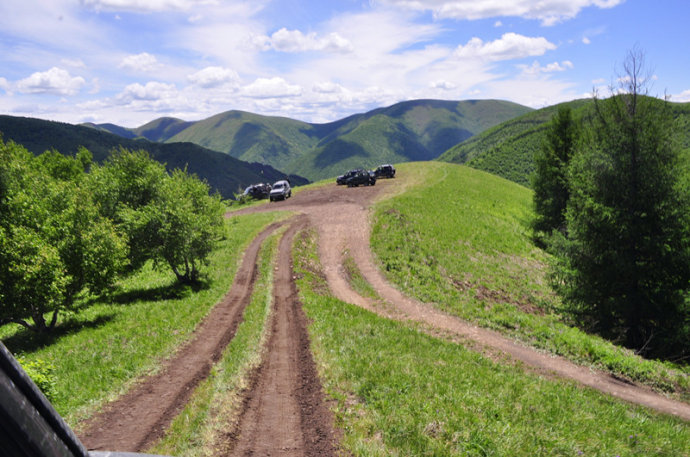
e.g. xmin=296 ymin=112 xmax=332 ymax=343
xmin=119 ymin=53 xmax=159 ymax=72
xmin=188 ymin=66 xmax=240 ymax=88
xmin=241 ymin=77 xmax=302 ymax=98
xmin=519 ymin=60 xmax=574 ymax=75
xmin=252 ymin=28 xmax=354 ymax=53
xmin=454 ymin=33 xmax=556 ymax=61
xmin=116 ymin=81 xmax=178 ymax=103
xmin=378 ymin=0 xmax=625 ymax=25
xmin=16 ymin=67 xmax=86 ymax=96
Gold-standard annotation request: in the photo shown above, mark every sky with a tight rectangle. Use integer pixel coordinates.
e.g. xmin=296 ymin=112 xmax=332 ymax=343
xmin=1 ymin=0 xmax=688 ymax=127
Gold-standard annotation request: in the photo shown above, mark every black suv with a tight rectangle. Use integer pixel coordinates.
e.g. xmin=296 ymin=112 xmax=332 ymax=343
xmin=336 ymin=169 xmax=362 ymax=185
xmin=344 ymin=169 xmax=376 ymax=187
xmin=242 ymin=182 xmax=272 ymax=200
xmin=374 ymin=164 xmax=395 ymax=178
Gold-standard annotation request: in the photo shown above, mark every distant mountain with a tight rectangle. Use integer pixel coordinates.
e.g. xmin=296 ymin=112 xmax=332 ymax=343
xmin=438 ymin=98 xmax=690 ymax=187
xmin=0 ymin=115 xmax=308 ymax=200
xmin=87 ymin=99 xmax=532 ymax=181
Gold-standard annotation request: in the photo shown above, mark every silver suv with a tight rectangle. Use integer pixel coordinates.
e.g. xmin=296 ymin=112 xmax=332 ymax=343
xmin=269 ymin=180 xmax=292 ymax=201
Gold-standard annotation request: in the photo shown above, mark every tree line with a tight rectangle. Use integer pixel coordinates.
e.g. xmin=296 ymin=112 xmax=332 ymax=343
xmin=533 ymin=49 xmax=690 ymax=360
xmin=0 ymin=141 xmax=226 ymax=332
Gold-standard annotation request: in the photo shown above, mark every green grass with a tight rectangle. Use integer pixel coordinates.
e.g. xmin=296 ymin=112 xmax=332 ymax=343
xmin=370 ymin=162 xmax=689 ymax=396
xmin=0 ymin=212 xmax=284 ymax=424
xmin=150 ymin=228 xmax=280 ymax=456
xmin=294 ymin=227 xmax=690 ymax=457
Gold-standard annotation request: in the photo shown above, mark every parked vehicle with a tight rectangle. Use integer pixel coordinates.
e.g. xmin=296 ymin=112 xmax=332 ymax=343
xmin=242 ymin=182 xmax=272 ymax=199
xmin=269 ymin=180 xmax=292 ymax=201
xmin=374 ymin=164 xmax=396 ymax=178
xmin=344 ymin=169 xmax=376 ymax=187
xmin=336 ymin=169 xmax=363 ymax=185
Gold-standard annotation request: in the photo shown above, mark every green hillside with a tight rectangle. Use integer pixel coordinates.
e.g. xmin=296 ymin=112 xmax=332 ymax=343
xmin=0 ymin=115 xmax=308 ymax=199
xmin=89 ymin=99 xmax=531 ymax=181
xmin=440 ymin=98 xmax=690 ymax=187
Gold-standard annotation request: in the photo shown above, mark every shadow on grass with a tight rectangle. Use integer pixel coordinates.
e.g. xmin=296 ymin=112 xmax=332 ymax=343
xmin=108 ymin=278 xmax=211 ymax=305
xmin=2 ymin=314 xmax=115 ymax=355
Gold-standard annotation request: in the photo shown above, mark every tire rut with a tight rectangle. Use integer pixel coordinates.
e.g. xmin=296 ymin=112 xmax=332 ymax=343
xmin=78 ymin=221 xmax=285 ymax=452
xmin=225 ymin=215 xmax=338 ymax=456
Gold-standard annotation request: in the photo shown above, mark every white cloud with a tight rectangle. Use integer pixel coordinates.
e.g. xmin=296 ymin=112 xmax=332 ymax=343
xmin=253 ymin=28 xmax=354 ymax=53
xmin=582 ymin=36 xmax=591 ymax=45
xmin=116 ymin=81 xmax=178 ymax=103
xmin=241 ymin=77 xmax=302 ymax=99
xmin=61 ymin=58 xmax=86 ymax=68
xmin=454 ymin=33 xmax=556 ymax=61
xmin=16 ymin=67 xmax=86 ymax=96
xmin=430 ymin=80 xmax=457 ymax=90
xmin=79 ymin=0 xmax=218 ymax=13
xmin=494 ymin=20 xmax=502 ymax=27
xmin=519 ymin=60 xmax=573 ymax=75
xmin=378 ymin=0 xmax=625 ymax=25
xmin=187 ymin=66 xmax=240 ymax=88
xmin=313 ymin=82 xmax=345 ymax=94
xmin=672 ymin=90 xmax=690 ymax=103
xmin=119 ymin=53 xmax=159 ymax=72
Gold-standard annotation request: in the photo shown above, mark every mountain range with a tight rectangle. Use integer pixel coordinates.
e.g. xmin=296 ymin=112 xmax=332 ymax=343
xmin=84 ymin=99 xmax=532 ymax=182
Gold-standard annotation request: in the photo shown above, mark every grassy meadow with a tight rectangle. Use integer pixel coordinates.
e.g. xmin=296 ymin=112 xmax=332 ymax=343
xmin=0 ymin=212 xmax=284 ymax=424
xmin=294 ymin=227 xmax=690 ymax=457
xmin=371 ymin=162 xmax=689 ymax=396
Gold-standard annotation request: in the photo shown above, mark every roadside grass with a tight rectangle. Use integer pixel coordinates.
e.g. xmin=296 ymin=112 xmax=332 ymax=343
xmin=370 ymin=162 xmax=689 ymax=397
xmin=0 ymin=212 xmax=283 ymax=424
xmin=149 ymin=228 xmax=280 ymax=456
xmin=294 ymin=228 xmax=690 ymax=457
xmin=342 ymin=249 xmax=380 ymax=301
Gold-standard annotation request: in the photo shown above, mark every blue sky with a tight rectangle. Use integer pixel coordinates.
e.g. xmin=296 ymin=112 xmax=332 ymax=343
xmin=0 ymin=0 xmax=688 ymax=127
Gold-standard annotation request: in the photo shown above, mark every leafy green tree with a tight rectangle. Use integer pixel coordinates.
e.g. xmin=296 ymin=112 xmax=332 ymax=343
xmin=123 ymin=168 xmax=226 ymax=283
xmin=532 ymin=106 xmax=578 ymax=239
xmin=0 ymin=140 xmax=126 ymax=331
xmin=554 ymin=50 xmax=690 ymax=356
xmin=87 ymin=148 xmax=168 ymax=270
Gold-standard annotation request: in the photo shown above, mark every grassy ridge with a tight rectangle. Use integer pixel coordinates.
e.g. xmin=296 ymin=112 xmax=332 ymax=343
xmin=370 ymin=162 xmax=689 ymax=395
xmin=294 ymin=228 xmax=690 ymax=457
xmin=0 ymin=212 xmax=283 ymax=423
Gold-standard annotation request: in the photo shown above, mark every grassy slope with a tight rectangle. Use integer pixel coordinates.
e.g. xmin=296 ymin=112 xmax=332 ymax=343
xmin=0 ymin=115 xmax=307 ymax=200
xmin=0 ymin=212 xmax=284 ymax=423
xmin=287 ymin=99 xmax=532 ymax=181
xmin=439 ymin=98 xmax=690 ymax=188
xmin=371 ymin=162 xmax=689 ymax=395
xmin=295 ymin=228 xmax=690 ymax=457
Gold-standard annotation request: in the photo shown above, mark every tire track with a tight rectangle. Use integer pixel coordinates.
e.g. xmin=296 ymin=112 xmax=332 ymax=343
xmin=226 ymin=216 xmax=338 ymax=456
xmin=78 ymin=221 xmax=285 ymax=452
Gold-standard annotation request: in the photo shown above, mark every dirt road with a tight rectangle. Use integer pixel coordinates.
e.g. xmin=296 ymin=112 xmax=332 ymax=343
xmin=79 ymin=176 xmax=688 ymax=455
xmin=235 ymin=180 xmax=690 ymax=422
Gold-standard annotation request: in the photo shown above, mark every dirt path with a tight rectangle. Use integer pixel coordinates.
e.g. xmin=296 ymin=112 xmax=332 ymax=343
xmin=78 ymin=221 xmax=285 ymax=452
xmin=234 ymin=180 xmax=690 ymax=421
xmin=226 ymin=216 xmax=338 ymax=456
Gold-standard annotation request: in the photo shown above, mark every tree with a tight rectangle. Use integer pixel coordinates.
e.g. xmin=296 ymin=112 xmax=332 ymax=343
xmin=122 ymin=168 xmax=226 ymax=283
xmin=554 ymin=49 xmax=690 ymax=357
xmin=532 ymin=105 xmax=578 ymax=240
xmin=0 ymin=140 xmax=126 ymax=331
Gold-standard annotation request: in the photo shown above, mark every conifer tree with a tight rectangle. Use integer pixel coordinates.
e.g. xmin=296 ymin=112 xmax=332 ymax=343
xmin=555 ymin=49 xmax=690 ymax=356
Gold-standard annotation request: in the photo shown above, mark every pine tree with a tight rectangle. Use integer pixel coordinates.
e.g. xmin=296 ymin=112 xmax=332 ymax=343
xmin=532 ymin=105 xmax=578 ymax=239
xmin=555 ymin=49 xmax=690 ymax=356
